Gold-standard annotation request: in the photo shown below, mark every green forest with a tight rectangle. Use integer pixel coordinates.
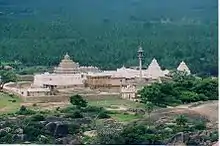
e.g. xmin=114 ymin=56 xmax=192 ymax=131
xmin=0 ymin=0 xmax=218 ymax=76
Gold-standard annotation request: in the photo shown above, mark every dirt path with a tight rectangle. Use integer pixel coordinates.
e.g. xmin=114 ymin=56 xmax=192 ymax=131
xmin=152 ymin=101 xmax=218 ymax=128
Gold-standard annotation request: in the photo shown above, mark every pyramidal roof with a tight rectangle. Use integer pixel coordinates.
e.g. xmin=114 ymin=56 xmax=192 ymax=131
xmin=146 ymin=58 xmax=164 ymax=79
xmin=177 ymin=61 xmax=191 ymax=74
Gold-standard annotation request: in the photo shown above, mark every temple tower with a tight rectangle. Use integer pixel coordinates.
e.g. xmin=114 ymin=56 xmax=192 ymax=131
xmin=137 ymin=46 xmax=144 ymax=81
xmin=177 ymin=61 xmax=191 ymax=74
xmin=54 ymin=53 xmax=80 ymax=74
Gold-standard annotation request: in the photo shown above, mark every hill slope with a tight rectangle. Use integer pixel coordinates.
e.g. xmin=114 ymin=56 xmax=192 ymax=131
xmin=0 ymin=0 xmax=218 ymax=75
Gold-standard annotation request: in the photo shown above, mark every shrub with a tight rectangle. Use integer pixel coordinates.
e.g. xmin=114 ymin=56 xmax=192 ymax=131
xmin=210 ymin=131 xmax=218 ymax=142
xmin=23 ymin=123 xmax=44 ymax=141
xmin=197 ymin=94 xmax=208 ymax=101
xmin=56 ymin=107 xmax=60 ymax=111
xmin=64 ymin=110 xmax=83 ymax=119
xmin=175 ymin=115 xmax=188 ymax=126
xmin=98 ymin=111 xmax=111 ymax=119
xmin=82 ymin=106 xmax=103 ymax=113
xmin=70 ymin=95 xmax=87 ymax=109
xmin=31 ymin=114 xmax=45 ymax=121
xmin=68 ymin=123 xmax=81 ymax=134
xmin=194 ymin=121 xmax=206 ymax=130
xmin=8 ymin=99 xmax=16 ymax=103
xmin=33 ymin=103 xmax=37 ymax=107
xmin=16 ymin=106 xmax=36 ymax=115
xmin=60 ymin=106 xmax=77 ymax=113
xmin=72 ymin=110 xmax=84 ymax=118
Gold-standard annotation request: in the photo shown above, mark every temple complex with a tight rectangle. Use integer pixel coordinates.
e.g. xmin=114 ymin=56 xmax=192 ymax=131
xmin=177 ymin=61 xmax=191 ymax=74
xmin=4 ymin=47 xmax=191 ymax=99
xmin=32 ymin=53 xmax=100 ymax=92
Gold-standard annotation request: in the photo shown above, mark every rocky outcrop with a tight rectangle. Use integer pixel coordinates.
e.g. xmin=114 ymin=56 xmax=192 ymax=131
xmin=12 ymin=134 xmax=28 ymax=142
xmin=45 ymin=122 xmax=68 ymax=137
xmin=166 ymin=130 xmax=218 ymax=146
xmin=55 ymin=135 xmax=82 ymax=144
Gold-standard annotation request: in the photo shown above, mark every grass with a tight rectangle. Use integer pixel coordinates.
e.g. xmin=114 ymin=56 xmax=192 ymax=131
xmin=0 ymin=92 xmax=22 ymax=114
xmin=109 ymin=112 xmax=143 ymax=122
xmin=87 ymin=95 xmax=144 ymax=109
xmin=86 ymin=96 xmax=145 ymax=122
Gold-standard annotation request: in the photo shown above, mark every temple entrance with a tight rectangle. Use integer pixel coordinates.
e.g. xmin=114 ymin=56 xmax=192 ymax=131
xmin=43 ymin=84 xmax=58 ymax=95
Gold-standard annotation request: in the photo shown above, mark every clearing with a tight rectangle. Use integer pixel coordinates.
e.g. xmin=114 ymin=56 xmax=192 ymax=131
xmin=0 ymin=92 xmax=22 ymax=114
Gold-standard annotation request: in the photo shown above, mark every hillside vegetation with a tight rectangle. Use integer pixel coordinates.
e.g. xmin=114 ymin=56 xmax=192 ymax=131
xmin=0 ymin=0 xmax=217 ymax=76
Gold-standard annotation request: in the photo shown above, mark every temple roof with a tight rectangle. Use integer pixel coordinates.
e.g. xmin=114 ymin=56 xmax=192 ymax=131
xmin=177 ymin=61 xmax=191 ymax=74
xmin=64 ymin=53 xmax=70 ymax=60
xmin=54 ymin=53 xmax=80 ymax=74
xmin=145 ymin=58 xmax=164 ymax=79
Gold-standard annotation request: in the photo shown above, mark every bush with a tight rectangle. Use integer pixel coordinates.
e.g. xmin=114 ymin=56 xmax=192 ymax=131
xmin=179 ymin=91 xmax=199 ymax=103
xmin=60 ymin=106 xmax=77 ymax=113
xmin=33 ymin=103 xmax=37 ymax=107
xmin=23 ymin=123 xmax=44 ymax=141
xmin=82 ymin=106 xmax=103 ymax=113
xmin=64 ymin=110 xmax=83 ymax=119
xmin=31 ymin=114 xmax=45 ymax=121
xmin=98 ymin=111 xmax=111 ymax=119
xmin=8 ymin=99 xmax=16 ymax=103
xmin=210 ymin=131 xmax=218 ymax=142
xmin=194 ymin=121 xmax=206 ymax=130
xmin=70 ymin=95 xmax=87 ymax=109
xmin=56 ymin=107 xmax=60 ymax=111
xmin=16 ymin=106 xmax=36 ymax=115
xmin=68 ymin=123 xmax=81 ymax=134
xmin=197 ymin=94 xmax=208 ymax=101
xmin=175 ymin=115 xmax=188 ymax=126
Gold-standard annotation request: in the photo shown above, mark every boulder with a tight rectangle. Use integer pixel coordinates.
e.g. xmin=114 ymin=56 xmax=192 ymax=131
xmin=15 ymin=128 xmax=23 ymax=134
xmin=39 ymin=121 xmax=48 ymax=126
xmin=38 ymin=135 xmax=49 ymax=143
xmin=45 ymin=122 xmax=68 ymax=137
xmin=0 ymin=121 xmax=6 ymax=128
xmin=54 ymin=122 xmax=68 ymax=137
xmin=167 ymin=132 xmax=184 ymax=145
xmin=83 ymin=130 xmax=97 ymax=137
xmin=164 ymin=127 xmax=173 ymax=133
xmin=55 ymin=136 xmax=81 ymax=145
xmin=4 ymin=127 xmax=11 ymax=133
xmin=165 ymin=122 xmax=176 ymax=127
xmin=12 ymin=134 xmax=28 ymax=142
xmin=45 ymin=122 xmax=57 ymax=134
xmin=0 ymin=129 xmax=7 ymax=137
xmin=69 ymin=138 xmax=81 ymax=145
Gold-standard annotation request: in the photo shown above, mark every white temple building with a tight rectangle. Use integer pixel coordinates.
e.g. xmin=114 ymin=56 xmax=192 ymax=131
xmin=177 ymin=61 xmax=191 ymax=74
xmin=144 ymin=58 xmax=165 ymax=79
xmin=121 ymin=84 xmax=137 ymax=101
xmin=32 ymin=53 xmax=97 ymax=89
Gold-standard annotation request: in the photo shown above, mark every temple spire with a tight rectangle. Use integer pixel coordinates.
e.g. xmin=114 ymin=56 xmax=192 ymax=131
xmin=64 ymin=53 xmax=70 ymax=60
xmin=177 ymin=61 xmax=191 ymax=74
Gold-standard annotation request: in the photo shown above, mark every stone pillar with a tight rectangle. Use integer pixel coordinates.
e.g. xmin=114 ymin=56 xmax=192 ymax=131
xmin=138 ymin=46 xmax=144 ymax=81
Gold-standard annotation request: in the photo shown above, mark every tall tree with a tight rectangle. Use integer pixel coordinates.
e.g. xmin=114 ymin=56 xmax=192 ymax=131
xmin=0 ymin=70 xmax=17 ymax=89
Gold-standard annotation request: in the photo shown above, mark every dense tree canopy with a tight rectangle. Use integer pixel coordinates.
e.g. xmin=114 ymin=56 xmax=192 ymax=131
xmin=0 ymin=70 xmax=17 ymax=89
xmin=139 ymin=72 xmax=218 ymax=107
xmin=0 ymin=0 xmax=218 ymax=76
